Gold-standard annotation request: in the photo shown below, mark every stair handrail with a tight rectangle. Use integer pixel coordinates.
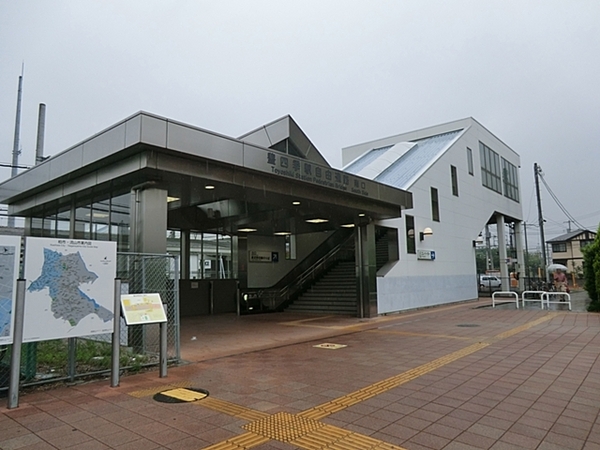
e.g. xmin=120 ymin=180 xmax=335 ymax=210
xmin=260 ymin=234 xmax=355 ymax=310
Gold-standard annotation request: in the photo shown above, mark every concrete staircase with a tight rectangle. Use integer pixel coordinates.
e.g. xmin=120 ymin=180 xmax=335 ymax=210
xmin=285 ymin=260 xmax=357 ymax=315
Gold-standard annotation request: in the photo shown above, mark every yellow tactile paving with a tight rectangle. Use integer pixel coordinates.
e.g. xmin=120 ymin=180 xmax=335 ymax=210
xmin=200 ymin=432 xmax=270 ymax=449
xmin=127 ymin=381 xmax=192 ymax=398
xmin=194 ymin=313 xmax=560 ymax=449
xmin=201 ymin=397 xmax=269 ymax=421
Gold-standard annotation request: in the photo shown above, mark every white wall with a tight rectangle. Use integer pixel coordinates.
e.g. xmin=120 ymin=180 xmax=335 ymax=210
xmin=247 ymin=231 xmax=330 ymax=287
xmin=372 ymin=119 xmax=523 ymax=313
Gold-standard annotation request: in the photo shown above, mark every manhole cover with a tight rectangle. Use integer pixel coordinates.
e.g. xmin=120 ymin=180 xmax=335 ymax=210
xmin=153 ymin=387 xmax=209 ymax=403
xmin=456 ymin=324 xmax=480 ymax=327
xmin=313 ymin=343 xmax=347 ymax=350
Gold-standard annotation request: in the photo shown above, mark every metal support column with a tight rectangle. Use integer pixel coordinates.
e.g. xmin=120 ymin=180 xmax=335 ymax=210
xmin=8 ymin=280 xmax=26 ymax=409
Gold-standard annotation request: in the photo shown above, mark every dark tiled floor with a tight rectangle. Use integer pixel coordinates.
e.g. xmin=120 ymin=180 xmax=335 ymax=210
xmin=2 ymin=297 xmax=600 ymax=449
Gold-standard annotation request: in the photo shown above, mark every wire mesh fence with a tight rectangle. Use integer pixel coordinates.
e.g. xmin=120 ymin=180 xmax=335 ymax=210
xmin=0 ymin=252 xmax=180 ymax=393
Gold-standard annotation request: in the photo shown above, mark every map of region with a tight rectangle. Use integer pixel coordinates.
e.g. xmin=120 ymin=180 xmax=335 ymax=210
xmin=0 ymin=245 xmax=17 ymax=340
xmin=28 ymin=248 xmax=112 ymax=327
xmin=23 ymin=238 xmax=116 ymax=342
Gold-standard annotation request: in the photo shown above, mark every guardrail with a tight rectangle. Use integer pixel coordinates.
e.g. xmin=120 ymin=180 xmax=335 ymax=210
xmin=542 ymin=292 xmax=572 ymax=311
xmin=521 ymin=291 xmax=545 ymax=308
xmin=492 ymin=291 xmax=519 ymax=308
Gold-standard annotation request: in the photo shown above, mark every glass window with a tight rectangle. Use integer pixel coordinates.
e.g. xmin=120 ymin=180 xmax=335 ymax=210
xmin=431 ymin=187 xmax=440 ymax=222
xmin=285 ymin=234 xmax=297 ymax=260
xmin=74 ymin=204 xmax=91 ymax=239
xmin=479 ymin=142 xmax=502 ymax=194
xmin=406 ymin=215 xmax=416 ymax=254
xmin=451 ymin=165 xmax=459 ymax=197
xmin=110 ymin=193 xmax=130 ymax=252
xmin=502 ymin=158 xmax=520 ymax=202
xmin=467 ymin=147 xmax=474 ymax=175
xmin=552 ymin=243 xmax=567 ymax=253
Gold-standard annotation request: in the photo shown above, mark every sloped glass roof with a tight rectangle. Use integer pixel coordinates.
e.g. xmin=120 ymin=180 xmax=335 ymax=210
xmin=344 ymin=145 xmax=393 ymax=174
xmin=344 ymin=130 xmax=463 ymax=190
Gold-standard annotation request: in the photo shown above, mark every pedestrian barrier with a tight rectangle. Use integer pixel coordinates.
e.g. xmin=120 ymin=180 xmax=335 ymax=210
xmin=542 ymin=291 xmax=571 ymax=311
xmin=521 ymin=291 xmax=545 ymax=308
xmin=492 ymin=291 xmax=519 ymax=308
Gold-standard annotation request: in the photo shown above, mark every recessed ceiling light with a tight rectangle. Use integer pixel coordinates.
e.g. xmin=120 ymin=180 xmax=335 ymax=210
xmin=358 ymin=213 xmax=366 ymax=217
xmin=341 ymin=223 xmax=355 ymax=228
xmin=292 ymin=201 xmax=301 ymax=205
xmin=237 ymin=228 xmax=257 ymax=232
xmin=274 ymin=231 xmax=292 ymax=236
xmin=205 ymin=185 xmax=215 ymax=190
xmin=305 ymin=218 xmax=329 ymax=224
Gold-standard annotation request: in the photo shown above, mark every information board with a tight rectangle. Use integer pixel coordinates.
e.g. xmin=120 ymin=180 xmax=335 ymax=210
xmin=0 ymin=235 xmax=22 ymax=345
xmin=120 ymin=293 xmax=167 ymax=325
xmin=23 ymin=237 xmax=116 ymax=343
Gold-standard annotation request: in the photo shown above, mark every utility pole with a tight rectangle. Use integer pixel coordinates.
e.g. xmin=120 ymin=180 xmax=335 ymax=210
xmin=534 ymin=163 xmax=548 ymax=280
xmin=523 ymin=222 xmax=530 ymax=279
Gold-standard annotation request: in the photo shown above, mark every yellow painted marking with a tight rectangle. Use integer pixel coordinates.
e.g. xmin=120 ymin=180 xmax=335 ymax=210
xmin=160 ymin=388 xmax=206 ymax=402
xmin=368 ymin=329 xmax=475 ymax=340
xmin=194 ymin=313 xmax=558 ymax=449
xmin=127 ymin=381 xmax=192 ymax=398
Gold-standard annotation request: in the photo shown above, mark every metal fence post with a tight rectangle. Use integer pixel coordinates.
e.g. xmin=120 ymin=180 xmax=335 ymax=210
xmin=67 ymin=338 xmax=76 ymax=382
xmin=111 ymin=278 xmax=122 ymax=388
xmin=8 ymin=279 xmax=26 ymax=409
xmin=173 ymin=255 xmax=180 ymax=361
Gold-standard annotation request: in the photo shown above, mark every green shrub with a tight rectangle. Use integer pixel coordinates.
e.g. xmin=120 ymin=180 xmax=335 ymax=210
xmin=583 ymin=226 xmax=600 ymax=311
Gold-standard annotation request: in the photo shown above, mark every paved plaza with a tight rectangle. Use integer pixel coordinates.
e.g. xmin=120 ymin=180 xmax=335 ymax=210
xmin=2 ymin=298 xmax=600 ymax=449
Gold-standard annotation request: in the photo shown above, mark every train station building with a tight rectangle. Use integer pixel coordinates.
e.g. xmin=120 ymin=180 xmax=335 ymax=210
xmin=0 ymin=112 xmax=523 ymax=319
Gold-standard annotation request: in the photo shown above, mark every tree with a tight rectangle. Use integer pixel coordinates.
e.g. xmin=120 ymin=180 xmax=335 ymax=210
xmin=583 ymin=226 xmax=600 ymax=311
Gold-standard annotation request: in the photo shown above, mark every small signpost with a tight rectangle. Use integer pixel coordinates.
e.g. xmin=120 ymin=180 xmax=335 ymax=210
xmin=111 ymin=293 xmax=168 ymax=387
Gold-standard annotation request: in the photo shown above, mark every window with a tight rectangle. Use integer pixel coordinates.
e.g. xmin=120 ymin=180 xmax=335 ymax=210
xmin=581 ymin=240 xmax=593 ymax=250
xmin=552 ymin=243 xmax=567 ymax=253
xmin=431 ymin=187 xmax=440 ymax=222
xmin=451 ymin=165 xmax=459 ymax=196
xmin=479 ymin=142 xmax=502 ymax=194
xmin=501 ymin=158 xmax=519 ymax=202
xmin=467 ymin=147 xmax=474 ymax=175
xmin=406 ymin=215 xmax=416 ymax=254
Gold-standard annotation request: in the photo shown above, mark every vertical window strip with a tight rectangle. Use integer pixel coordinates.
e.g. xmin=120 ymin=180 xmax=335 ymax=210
xmin=431 ymin=187 xmax=440 ymax=222
xmin=451 ymin=165 xmax=459 ymax=196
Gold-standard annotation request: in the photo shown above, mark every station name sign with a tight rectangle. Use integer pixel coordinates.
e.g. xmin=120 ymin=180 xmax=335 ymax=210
xmin=243 ymin=146 xmax=374 ymax=198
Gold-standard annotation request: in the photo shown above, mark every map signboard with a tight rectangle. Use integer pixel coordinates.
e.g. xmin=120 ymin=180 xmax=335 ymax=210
xmin=23 ymin=237 xmax=117 ymax=343
xmin=120 ymin=293 xmax=167 ymax=325
xmin=0 ymin=235 xmax=22 ymax=345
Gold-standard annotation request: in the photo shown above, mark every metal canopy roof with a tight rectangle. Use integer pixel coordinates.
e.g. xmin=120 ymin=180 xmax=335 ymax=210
xmin=0 ymin=112 xmax=413 ymax=236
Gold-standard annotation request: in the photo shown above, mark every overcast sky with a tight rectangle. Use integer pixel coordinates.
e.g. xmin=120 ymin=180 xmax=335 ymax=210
xmin=1 ymin=1 xmax=599 ymax=248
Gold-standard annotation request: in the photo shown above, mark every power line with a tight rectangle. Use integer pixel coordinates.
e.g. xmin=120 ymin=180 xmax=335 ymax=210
xmin=538 ymin=172 xmax=586 ymax=230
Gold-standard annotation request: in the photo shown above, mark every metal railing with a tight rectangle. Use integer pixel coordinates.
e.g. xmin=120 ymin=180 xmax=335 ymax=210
xmin=245 ymin=235 xmax=355 ymax=312
xmin=0 ymin=252 xmax=180 ymax=393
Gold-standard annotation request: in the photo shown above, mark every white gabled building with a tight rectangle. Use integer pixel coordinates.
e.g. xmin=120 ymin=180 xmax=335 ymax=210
xmin=342 ymin=117 xmax=524 ymax=313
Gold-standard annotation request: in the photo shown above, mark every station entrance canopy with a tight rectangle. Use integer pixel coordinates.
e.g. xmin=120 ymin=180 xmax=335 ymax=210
xmin=0 ymin=112 xmax=412 ymax=237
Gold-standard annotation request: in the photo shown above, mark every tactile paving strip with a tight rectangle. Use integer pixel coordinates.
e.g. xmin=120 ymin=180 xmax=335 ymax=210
xmin=127 ymin=381 xmax=192 ymax=398
xmin=243 ymin=412 xmax=325 ymax=442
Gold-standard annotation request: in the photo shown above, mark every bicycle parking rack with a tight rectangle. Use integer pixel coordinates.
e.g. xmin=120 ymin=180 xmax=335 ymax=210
xmin=492 ymin=291 xmax=519 ymax=308
xmin=521 ymin=291 xmax=545 ymax=308
xmin=542 ymin=291 xmax=571 ymax=311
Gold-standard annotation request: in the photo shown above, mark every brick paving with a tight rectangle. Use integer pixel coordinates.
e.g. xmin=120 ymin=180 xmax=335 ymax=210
xmin=2 ymin=299 xmax=600 ymax=449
